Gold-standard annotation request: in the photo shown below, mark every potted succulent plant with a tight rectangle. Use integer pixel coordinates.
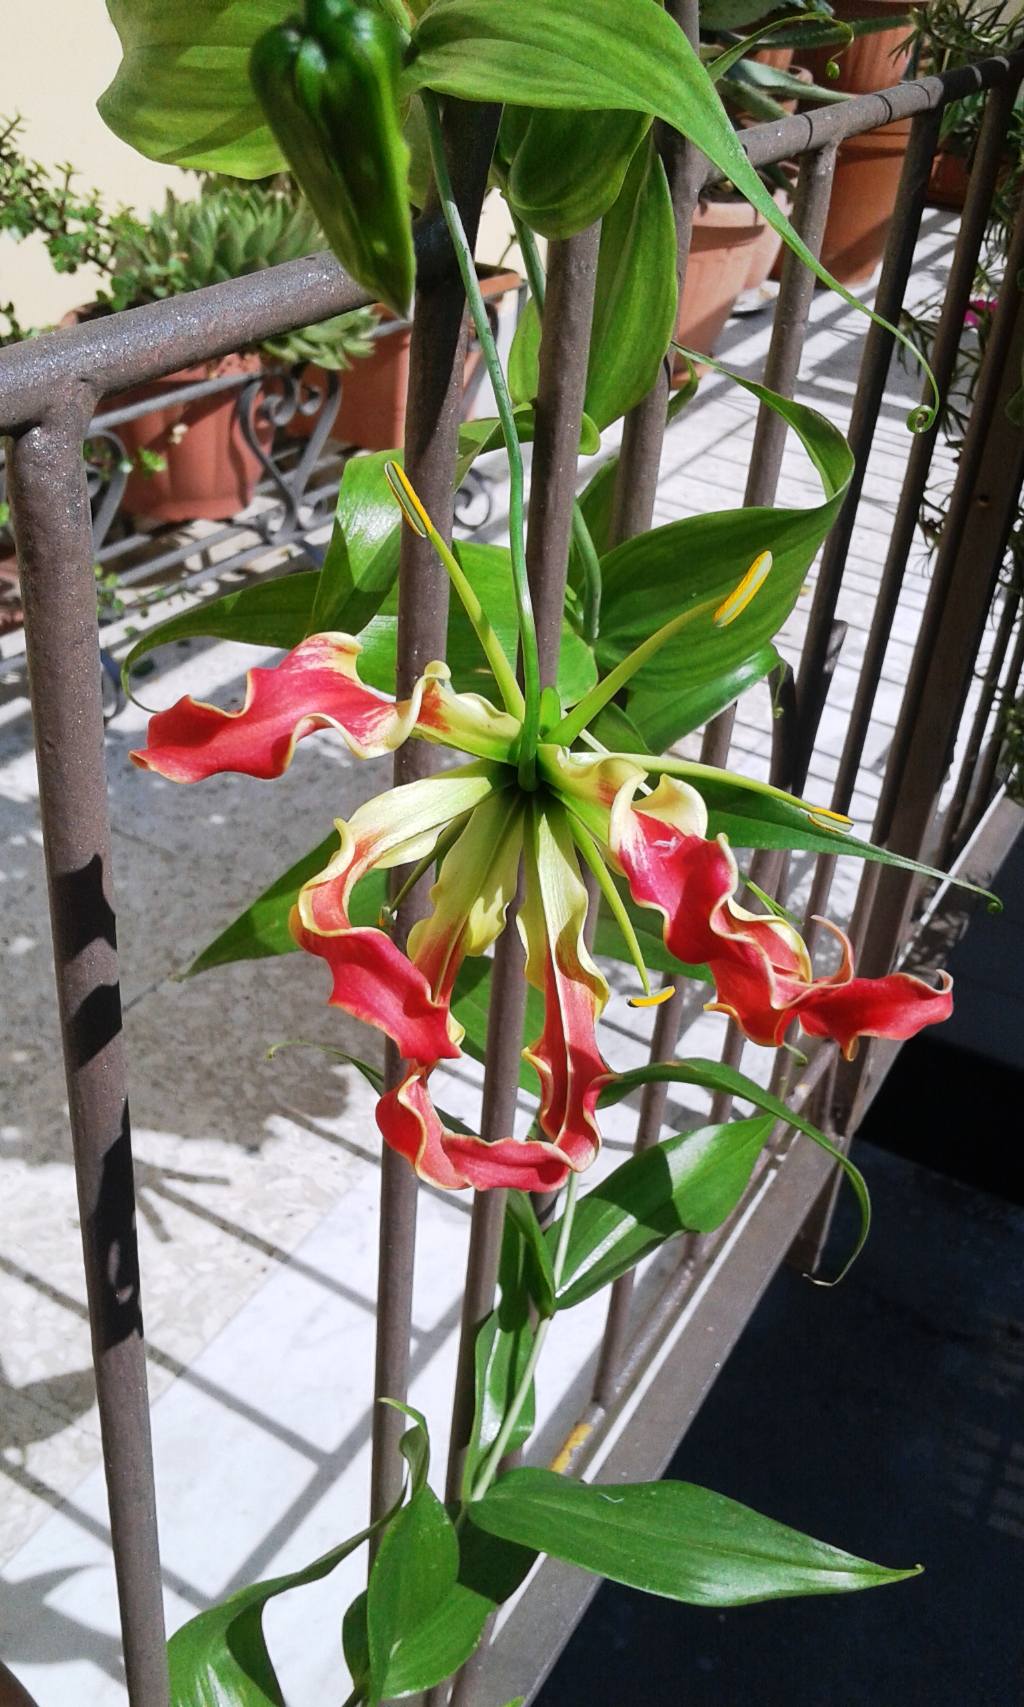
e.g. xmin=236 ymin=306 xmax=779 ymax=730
xmin=0 ymin=122 xmax=378 ymax=522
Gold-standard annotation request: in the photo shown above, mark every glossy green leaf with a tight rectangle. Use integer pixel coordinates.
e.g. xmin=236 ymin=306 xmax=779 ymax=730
xmin=451 ymin=958 xmax=545 ymax=1093
xmin=507 ymin=299 xmax=540 ymax=411
xmin=100 ymin=0 xmax=290 ymax=175
xmin=469 ymin=1468 xmax=921 ymax=1603
xmin=598 ymin=1055 xmax=871 ymax=1283
xmin=592 ymin=876 xmax=707 ymax=979
xmin=309 ymin=450 xmax=402 ymax=634
xmin=596 ymin=365 xmax=853 ymax=750
xmin=367 ymin=1484 xmax=459 ymax=1699
xmin=123 ymin=570 xmax=319 ymax=679
xmin=584 ymin=135 xmax=678 ymax=431
xmin=547 ymin=1116 xmax=774 ymax=1309
xmin=405 ymin=0 xmax=930 ymax=370
xmin=167 ymin=1511 xmax=388 ymax=1705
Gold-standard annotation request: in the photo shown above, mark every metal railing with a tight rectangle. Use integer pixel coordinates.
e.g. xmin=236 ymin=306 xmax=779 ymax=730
xmin=1 ymin=37 xmax=1023 ymax=1707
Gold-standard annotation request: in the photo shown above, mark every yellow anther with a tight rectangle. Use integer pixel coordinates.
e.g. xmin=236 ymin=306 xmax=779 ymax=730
xmin=628 ymin=983 xmax=677 ymax=1010
xmin=809 ymin=805 xmax=853 ymax=826
xmin=713 ymin=550 xmax=773 ymax=628
xmin=384 ymin=459 xmax=431 ymax=538
xmin=549 ymin=1421 xmax=593 ymax=1474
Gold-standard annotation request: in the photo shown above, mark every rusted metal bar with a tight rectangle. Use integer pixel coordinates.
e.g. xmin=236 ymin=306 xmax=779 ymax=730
xmin=441 ymin=228 xmax=602 ymax=1707
xmin=370 ymin=101 xmax=499 ymax=1530
xmin=836 ymin=201 xmax=1024 ymax=1128
xmin=0 ymin=1661 xmax=39 ymax=1707
xmin=790 ymin=102 xmax=944 ymax=794
xmin=6 ymin=404 xmax=169 ymax=1705
xmin=800 ymin=72 xmax=1023 ymax=935
xmin=940 ymin=581 xmax=1022 ymax=861
xmin=609 ymin=0 xmax=702 ymax=546
xmin=968 ymin=604 xmax=1024 ymax=831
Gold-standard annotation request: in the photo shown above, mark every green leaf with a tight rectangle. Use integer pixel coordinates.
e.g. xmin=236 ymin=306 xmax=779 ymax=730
xmin=168 ymin=1512 xmax=388 ymax=1705
xmin=367 ymin=1484 xmax=459 ymax=1699
xmin=598 ymin=1056 xmax=871 ymax=1283
xmin=584 ymin=134 xmax=678 ymax=431
xmin=548 ymin=1116 xmax=774 ymax=1309
xmin=469 ymin=1468 xmax=921 ymax=1604
xmin=596 ymin=365 xmax=853 ymax=750
xmin=123 ymin=570 xmax=319 ymax=679
xmin=186 ymin=837 xmax=386 ymax=976
xmin=503 ymin=106 xmax=651 ymax=239
xmin=310 ymin=450 xmax=403 ymax=634
xmin=405 ymin=0 xmax=930 ymax=374
xmin=507 ymin=298 xmax=540 ymax=411
xmin=99 ymin=0 xmax=291 ymax=175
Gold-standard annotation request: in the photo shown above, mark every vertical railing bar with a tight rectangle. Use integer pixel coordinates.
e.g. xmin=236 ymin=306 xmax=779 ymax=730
xmin=609 ymin=0 xmax=703 ymax=547
xmin=966 ymin=602 xmax=1024 ymax=836
xmin=7 ymin=400 xmax=170 ymax=1707
xmin=706 ymin=143 xmax=840 ymax=1123
xmin=440 ymin=226 xmax=602 ymax=1707
xmin=938 ymin=579 xmax=1021 ymax=861
xmin=837 ymin=204 xmax=1024 ymax=1129
xmin=799 ymin=74 xmax=1023 ymax=946
xmin=789 ymin=102 xmax=945 ymax=794
xmin=370 ymin=101 xmax=500 ymax=1532
xmin=743 ymin=143 xmax=838 ymax=508
xmin=592 ymin=0 xmax=705 ymax=1404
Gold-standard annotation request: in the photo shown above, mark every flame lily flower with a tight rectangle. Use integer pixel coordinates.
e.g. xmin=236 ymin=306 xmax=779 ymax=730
xmin=132 ymin=466 xmax=952 ymax=1191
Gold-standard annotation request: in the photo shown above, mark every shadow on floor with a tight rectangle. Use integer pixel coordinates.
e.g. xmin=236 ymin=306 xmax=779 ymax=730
xmin=538 ymin=1097 xmax=1024 ymax=1706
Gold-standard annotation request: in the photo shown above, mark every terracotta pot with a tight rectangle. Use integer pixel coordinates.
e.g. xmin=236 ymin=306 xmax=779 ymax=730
xmin=818 ymin=118 xmax=912 ymax=285
xmin=291 ymin=267 xmax=522 ymax=452
xmin=750 ymin=44 xmax=795 ymax=72
xmin=671 ymin=197 xmax=766 ymax=370
xmin=114 ymin=352 xmax=273 ymax=524
xmin=927 ymin=148 xmax=971 ymax=210
xmin=804 ymin=0 xmax=919 ymax=94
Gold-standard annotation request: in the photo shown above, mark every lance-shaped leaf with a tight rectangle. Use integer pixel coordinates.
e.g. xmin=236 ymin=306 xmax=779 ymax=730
xmin=598 ymin=1055 xmax=871 ymax=1283
xmin=167 ymin=1508 xmax=392 ymax=1705
xmin=463 ymin=1211 xmax=542 ymax=1500
xmin=469 ymin=1468 xmax=921 ymax=1604
xmin=546 ymin=1115 xmax=774 ymax=1309
xmin=595 ymin=366 xmax=853 ymax=750
xmin=450 ymin=956 xmax=546 ymax=1093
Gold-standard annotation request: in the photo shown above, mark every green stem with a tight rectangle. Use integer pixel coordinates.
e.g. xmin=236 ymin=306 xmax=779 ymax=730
xmin=548 ymin=594 xmax=721 ymax=748
xmin=469 ymin=1174 xmax=581 ymax=1503
xmin=511 ymin=209 xmax=547 ymax=309
xmin=423 ymin=92 xmax=542 ymax=787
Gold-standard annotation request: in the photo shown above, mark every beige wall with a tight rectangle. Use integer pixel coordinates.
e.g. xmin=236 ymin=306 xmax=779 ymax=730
xmin=3 ymin=4 xmax=520 ymax=330
xmin=3 ymin=6 xmax=187 ymax=327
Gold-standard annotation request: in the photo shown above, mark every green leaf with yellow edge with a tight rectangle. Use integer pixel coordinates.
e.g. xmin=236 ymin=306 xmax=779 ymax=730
xmin=469 ymin=1468 xmax=921 ymax=1603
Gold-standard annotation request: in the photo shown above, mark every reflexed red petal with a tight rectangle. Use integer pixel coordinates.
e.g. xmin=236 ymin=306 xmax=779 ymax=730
xmin=292 ymin=914 xmax=458 ymax=1066
xmin=375 ymin=1070 xmax=469 ymax=1191
xmin=798 ymin=969 xmax=954 ymax=1059
xmin=376 ymin=1069 xmax=573 ymax=1192
xmin=132 ymin=634 xmax=434 ymax=782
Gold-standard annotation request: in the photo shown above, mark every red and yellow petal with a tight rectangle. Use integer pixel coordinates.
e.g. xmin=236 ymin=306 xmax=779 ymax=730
xmin=132 ymin=634 xmax=443 ymax=781
xmin=797 ymin=968 xmax=954 ymax=1059
xmin=131 ymin=634 xmax=521 ymax=782
xmin=519 ymin=804 xmax=610 ymax=1174
xmin=376 ymin=1069 xmax=574 ymax=1193
xmin=293 ymin=766 xmax=499 ymax=1063
xmin=407 ymin=790 xmax=524 ymax=1009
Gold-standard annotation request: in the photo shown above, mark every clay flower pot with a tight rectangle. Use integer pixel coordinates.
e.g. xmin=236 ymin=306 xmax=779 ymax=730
xmin=927 ymin=149 xmax=972 ymax=210
xmin=114 ymin=352 xmax=273 ymax=524
xmin=819 ymin=117 xmax=912 ymax=285
xmin=804 ymin=0 xmax=919 ymax=94
xmin=744 ymin=188 xmax=795 ymax=292
xmin=671 ymin=196 xmax=767 ymax=368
